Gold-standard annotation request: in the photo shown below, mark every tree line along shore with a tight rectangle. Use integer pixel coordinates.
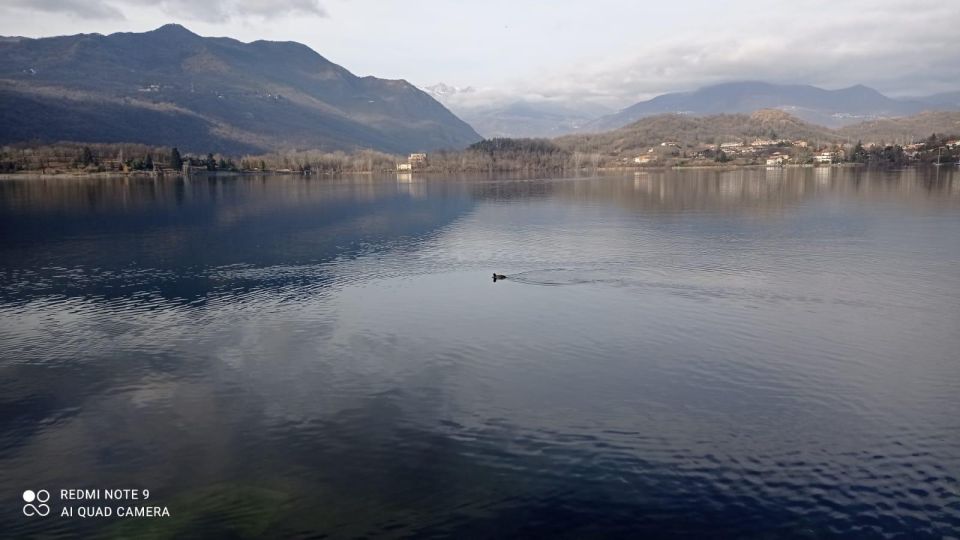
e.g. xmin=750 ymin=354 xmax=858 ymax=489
xmin=1 ymin=134 xmax=958 ymax=177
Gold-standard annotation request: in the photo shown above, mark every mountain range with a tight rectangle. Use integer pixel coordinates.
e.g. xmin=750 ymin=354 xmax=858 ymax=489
xmin=0 ymin=25 xmax=480 ymax=154
xmin=556 ymin=109 xmax=960 ymax=156
xmin=423 ymin=84 xmax=613 ymax=138
xmin=426 ymin=80 xmax=960 ymax=139
xmin=558 ymin=109 xmax=839 ymax=156
xmin=454 ymin=100 xmax=612 ymax=139
xmin=584 ymin=81 xmax=955 ymax=133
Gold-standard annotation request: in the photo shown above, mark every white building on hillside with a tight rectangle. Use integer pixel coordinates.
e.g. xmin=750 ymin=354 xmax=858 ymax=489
xmin=814 ymin=151 xmax=835 ymax=164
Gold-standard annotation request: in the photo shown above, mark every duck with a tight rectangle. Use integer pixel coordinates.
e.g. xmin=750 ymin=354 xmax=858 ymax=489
xmin=492 ymin=273 xmax=507 ymax=281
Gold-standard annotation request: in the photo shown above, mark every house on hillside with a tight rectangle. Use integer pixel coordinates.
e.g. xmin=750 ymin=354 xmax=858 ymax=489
xmin=814 ymin=151 xmax=835 ymax=164
xmin=634 ymin=154 xmax=658 ymax=165
xmin=766 ymin=153 xmax=789 ymax=166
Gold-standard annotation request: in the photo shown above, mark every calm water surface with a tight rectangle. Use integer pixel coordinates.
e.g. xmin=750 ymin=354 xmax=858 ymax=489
xmin=1 ymin=169 xmax=959 ymax=538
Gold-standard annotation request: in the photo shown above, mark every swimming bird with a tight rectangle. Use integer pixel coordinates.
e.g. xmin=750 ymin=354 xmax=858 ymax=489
xmin=493 ymin=273 xmax=507 ymax=281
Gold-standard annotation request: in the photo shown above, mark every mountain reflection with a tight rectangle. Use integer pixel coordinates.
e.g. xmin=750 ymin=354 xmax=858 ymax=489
xmin=0 ymin=176 xmax=475 ymax=301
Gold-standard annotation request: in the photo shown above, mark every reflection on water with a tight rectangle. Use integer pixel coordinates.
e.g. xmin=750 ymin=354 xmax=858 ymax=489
xmin=1 ymin=168 xmax=959 ymax=538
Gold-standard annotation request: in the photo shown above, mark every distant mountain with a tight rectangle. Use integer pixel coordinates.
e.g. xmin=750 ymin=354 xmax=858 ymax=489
xmin=425 ymin=83 xmax=611 ymax=138
xmin=456 ymin=101 xmax=612 ymax=138
xmin=424 ymin=83 xmax=476 ymax=101
xmin=0 ymin=25 xmax=480 ymax=154
xmin=585 ymin=82 xmax=934 ymax=132
xmin=558 ymin=108 xmax=960 ymax=156
xmin=913 ymin=91 xmax=960 ymax=110
xmin=558 ymin=109 xmax=848 ymax=155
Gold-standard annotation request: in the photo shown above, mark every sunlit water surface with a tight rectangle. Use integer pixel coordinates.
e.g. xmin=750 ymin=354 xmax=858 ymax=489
xmin=1 ymin=168 xmax=959 ymax=538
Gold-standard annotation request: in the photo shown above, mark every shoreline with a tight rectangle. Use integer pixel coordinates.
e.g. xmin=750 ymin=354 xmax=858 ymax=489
xmin=3 ymin=161 xmax=939 ymax=180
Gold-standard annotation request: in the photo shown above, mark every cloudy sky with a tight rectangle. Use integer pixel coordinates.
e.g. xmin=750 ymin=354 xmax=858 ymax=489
xmin=1 ymin=0 xmax=958 ymax=107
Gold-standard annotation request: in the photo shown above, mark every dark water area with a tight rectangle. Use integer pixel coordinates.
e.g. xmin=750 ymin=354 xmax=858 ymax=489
xmin=0 ymin=168 xmax=958 ymax=538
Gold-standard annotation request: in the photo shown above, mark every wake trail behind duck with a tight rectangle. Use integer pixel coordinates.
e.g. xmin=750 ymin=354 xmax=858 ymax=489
xmin=505 ymin=268 xmax=627 ymax=287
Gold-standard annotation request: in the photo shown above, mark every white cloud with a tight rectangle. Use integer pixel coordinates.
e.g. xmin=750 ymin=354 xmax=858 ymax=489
xmin=522 ymin=0 xmax=960 ymax=105
xmin=5 ymin=0 xmax=124 ymax=20
xmin=139 ymin=0 xmax=327 ymax=21
xmin=2 ymin=0 xmax=326 ymax=22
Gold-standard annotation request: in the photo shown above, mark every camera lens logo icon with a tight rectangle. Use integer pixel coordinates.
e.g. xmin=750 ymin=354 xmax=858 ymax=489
xmin=22 ymin=490 xmax=51 ymax=517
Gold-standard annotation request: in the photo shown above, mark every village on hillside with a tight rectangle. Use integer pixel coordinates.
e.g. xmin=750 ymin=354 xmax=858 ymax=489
xmin=625 ymin=137 xmax=960 ymax=168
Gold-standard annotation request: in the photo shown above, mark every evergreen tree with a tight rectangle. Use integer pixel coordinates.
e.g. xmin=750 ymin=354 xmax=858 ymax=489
xmin=851 ymin=141 xmax=868 ymax=163
xmin=169 ymin=147 xmax=183 ymax=170
xmin=80 ymin=146 xmax=95 ymax=166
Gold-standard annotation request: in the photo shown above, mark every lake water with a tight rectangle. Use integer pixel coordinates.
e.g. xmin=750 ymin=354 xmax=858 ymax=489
xmin=1 ymin=168 xmax=959 ymax=538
